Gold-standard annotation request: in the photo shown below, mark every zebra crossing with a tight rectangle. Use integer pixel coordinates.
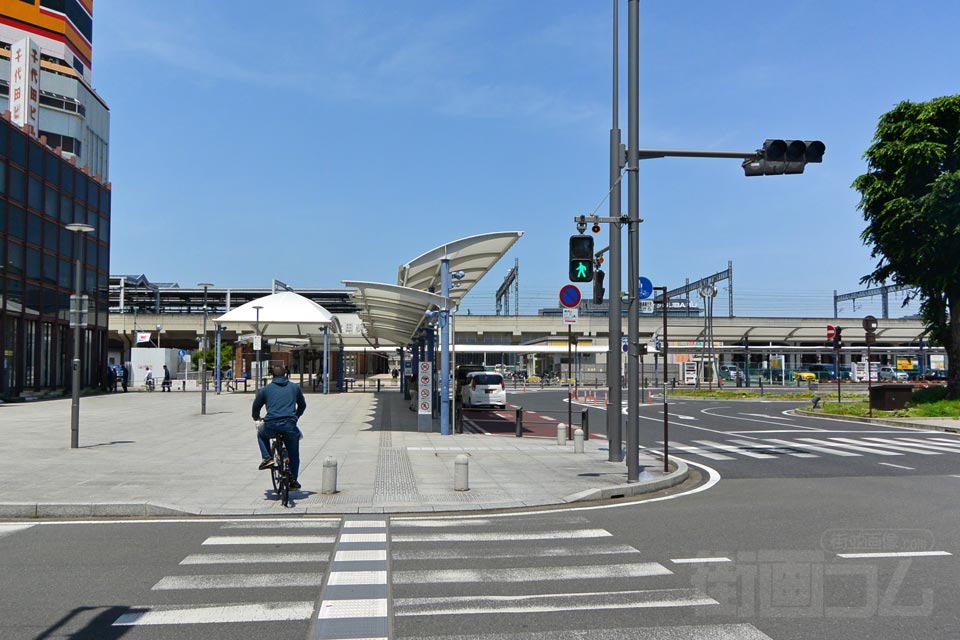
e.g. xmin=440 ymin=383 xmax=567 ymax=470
xmin=388 ymin=515 xmax=773 ymax=639
xmin=656 ymin=434 xmax=960 ymax=462
xmin=112 ymin=518 xmax=341 ymax=630
xmin=105 ymin=514 xmax=777 ymax=639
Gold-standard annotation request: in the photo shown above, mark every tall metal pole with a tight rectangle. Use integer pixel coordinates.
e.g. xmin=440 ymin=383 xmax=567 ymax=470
xmin=440 ymin=258 xmax=451 ymax=436
xmin=656 ymin=286 xmax=669 ymax=472
xmin=66 ymin=223 xmax=93 ymax=449
xmin=198 ymin=283 xmax=213 ymax=415
xmin=625 ymin=0 xmax=640 ymax=482
xmin=253 ymin=305 xmax=263 ymax=390
xmin=607 ymin=0 xmax=623 ymax=462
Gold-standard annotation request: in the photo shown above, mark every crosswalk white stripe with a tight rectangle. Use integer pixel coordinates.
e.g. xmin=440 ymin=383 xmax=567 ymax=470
xmin=392 ymin=543 xmax=641 ymax=561
xmin=343 ymin=520 xmax=386 ymax=529
xmin=874 ymin=438 xmax=960 ymax=453
xmin=837 ymin=551 xmax=951 ymax=559
xmin=877 ymin=462 xmax=915 ymax=470
xmin=221 ymin=521 xmax=339 ymax=529
xmin=928 ymin=437 xmax=960 ymax=446
xmin=153 ymin=573 xmax=324 ymax=590
xmin=392 ymin=529 xmax=612 ymax=543
xmin=901 ymin=437 xmax=960 ymax=451
xmin=391 ymin=518 xmax=498 ymax=528
xmin=180 ymin=552 xmax=329 ymax=565
xmin=763 ymin=438 xmax=860 ymax=457
xmin=670 ymin=557 xmax=732 ymax=564
xmin=202 ymin=535 xmax=335 ymax=545
xmin=113 ymin=602 xmax=314 ymax=626
xmin=833 ymin=437 xmax=939 ymax=455
xmin=393 ymin=563 xmax=671 ymax=584
xmin=0 ymin=524 xmax=35 ymax=538
xmin=727 ymin=439 xmax=818 ymax=458
xmin=691 ymin=440 xmax=776 ymax=459
xmin=665 ymin=442 xmax=735 ymax=460
xmin=317 ymin=598 xmax=388 ymax=619
xmin=327 ymin=570 xmax=387 ymax=585
xmin=394 ymin=588 xmax=716 ymax=616
xmin=339 ymin=533 xmax=386 ymax=543
xmin=796 ymin=438 xmax=901 ymax=456
xmin=335 ymin=549 xmax=387 ymax=562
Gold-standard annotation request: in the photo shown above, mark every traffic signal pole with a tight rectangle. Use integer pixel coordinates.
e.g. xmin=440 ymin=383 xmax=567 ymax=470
xmin=626 ymin=0 xmax=640 ymax=483
xmin=607 ymin=0 xmax=623 ymax=463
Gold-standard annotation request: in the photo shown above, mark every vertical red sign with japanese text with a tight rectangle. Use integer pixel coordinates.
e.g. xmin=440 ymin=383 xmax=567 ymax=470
xmin=11 ymin=37 xmax=41 ymax=137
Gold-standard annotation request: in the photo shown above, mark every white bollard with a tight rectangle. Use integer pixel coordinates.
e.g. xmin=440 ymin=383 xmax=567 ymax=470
xmin=574 ymin=428 xmax=584 ymax=453
xmin=557 ymin=423 xmax=567 ymax=446
xmin=454 ymin=454 xmax=470 ymax=491
xmin=321 ymin=456 xmax=338 ymax=494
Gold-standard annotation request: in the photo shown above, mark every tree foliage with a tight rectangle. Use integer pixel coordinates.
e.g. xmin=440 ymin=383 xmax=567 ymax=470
xmin=853 ymin=95 xmax=960 ymax=397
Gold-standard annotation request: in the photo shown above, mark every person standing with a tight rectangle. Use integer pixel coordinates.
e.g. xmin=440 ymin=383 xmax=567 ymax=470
xmin=120 ymin=365 xmax=128 ymax=392
xmin=106 ymin=366 xmax=117 ymax=393
xmin=161 ymin=364 xmax=172 ymax=392
xmin=252 ymin=364 xmax=307 ymax=490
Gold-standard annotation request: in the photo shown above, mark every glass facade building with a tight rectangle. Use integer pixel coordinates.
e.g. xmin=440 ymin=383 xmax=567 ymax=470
xmin=0 ymin=115 xmax=109 ymax=398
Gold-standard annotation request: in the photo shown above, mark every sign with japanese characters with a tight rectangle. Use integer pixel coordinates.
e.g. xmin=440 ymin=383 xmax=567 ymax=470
xmin=10 ymin=38 xmax=41 ymax=136
xmin=418 ymin=361 xmax=433 ymax=415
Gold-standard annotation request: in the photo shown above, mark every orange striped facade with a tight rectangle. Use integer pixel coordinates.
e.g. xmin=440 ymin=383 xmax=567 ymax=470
xmin=0 ymin=0 xmax=93 ymax=70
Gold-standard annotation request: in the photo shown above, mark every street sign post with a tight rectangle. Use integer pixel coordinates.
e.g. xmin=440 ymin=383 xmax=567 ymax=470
xmin=826 ymin=325 xmax=836 ymax=339
xmin=562 ymin=308 xmax=579 ymax=324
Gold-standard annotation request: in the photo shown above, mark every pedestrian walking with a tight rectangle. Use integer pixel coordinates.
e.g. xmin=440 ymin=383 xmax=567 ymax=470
xmin=161 ymin=364 xmax=172 ymax=392
xmin=120 ymin=365 xmax=128 ymax=392
xmin=106 ymin=366 xmax=117 ymax=393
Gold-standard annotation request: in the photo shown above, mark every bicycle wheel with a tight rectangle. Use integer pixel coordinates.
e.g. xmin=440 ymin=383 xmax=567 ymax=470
xmin=269 ymin=441 xmax=282 ymax=492
xmin=281 ymin=476 xmax=290 ymax=507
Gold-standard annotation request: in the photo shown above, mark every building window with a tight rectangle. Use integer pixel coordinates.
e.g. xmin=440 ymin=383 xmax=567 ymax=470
xmin=9 ymin=166 xmax=25 ymax=203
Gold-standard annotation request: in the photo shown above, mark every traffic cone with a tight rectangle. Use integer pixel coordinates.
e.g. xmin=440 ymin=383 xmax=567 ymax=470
xmin=604 ymin=390 xmax=609 ymax=406
xmin=647 ymin=392 xmax=653 ymax=404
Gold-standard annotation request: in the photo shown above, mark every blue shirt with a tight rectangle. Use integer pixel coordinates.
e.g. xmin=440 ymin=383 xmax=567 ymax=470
xmin=252 ymin=376 xmax=306 ymax=422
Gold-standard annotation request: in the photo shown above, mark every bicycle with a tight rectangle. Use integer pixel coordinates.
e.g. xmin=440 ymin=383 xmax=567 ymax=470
xmin=269 ymin=432 xmax=293 ymax=507
xmin=144 ymin=378 xmax=155 ymax=392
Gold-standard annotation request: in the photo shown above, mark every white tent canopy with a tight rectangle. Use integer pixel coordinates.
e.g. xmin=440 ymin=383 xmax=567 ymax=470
xmin=215 ymin=291 xmax=334 ymax=338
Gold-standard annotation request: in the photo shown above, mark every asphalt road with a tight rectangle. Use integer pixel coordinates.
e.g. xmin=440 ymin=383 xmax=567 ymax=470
xmin=2 ymin=393 xmax=957 ymax=640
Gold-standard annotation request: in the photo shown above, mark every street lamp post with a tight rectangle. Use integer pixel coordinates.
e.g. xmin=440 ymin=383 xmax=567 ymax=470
xmin=253 ymin=305 xmax=264 ymax=390
xmin=198 ymin=283 xmax=214 ymax=415
xmin=66 ymin=223 xmax=94 ymax=449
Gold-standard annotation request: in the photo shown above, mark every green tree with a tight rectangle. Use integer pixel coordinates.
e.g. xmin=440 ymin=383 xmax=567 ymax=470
xmin=853 ymin=95 xmax=960 ymax=398
xmin=192 ymin=343 xmax=234 ymax=373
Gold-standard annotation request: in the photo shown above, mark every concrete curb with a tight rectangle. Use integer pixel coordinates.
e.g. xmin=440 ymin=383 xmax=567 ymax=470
xmin=0 ymin=502 xmax=193 ymax=518
xmin=562 ymin=459 xmax=689 ymax=503
xmin=792 ymin=409 xmax=960 ymax=434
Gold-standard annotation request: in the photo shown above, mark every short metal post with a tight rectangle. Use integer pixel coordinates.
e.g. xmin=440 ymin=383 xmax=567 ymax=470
xmin=515 ymin=407 xmax=523 ymax=437
xmin=581 ymin=408 xmax=589 ymax=440
xmin=557 ymin=423 xmax=567 ymax=446
xmin=454 ymin=454 xmax=469 ymax=491
xmin=377 ymin=379 xmax=381 ymax=393
xmin=574 ymin=428 xmax=584 ymax=453
xmin=321 ymin=457 xmax=338 ymax=494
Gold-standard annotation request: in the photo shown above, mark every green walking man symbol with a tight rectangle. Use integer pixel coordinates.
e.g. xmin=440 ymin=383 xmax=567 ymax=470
xmin=575 ymin=262 xmax=589 ymax=279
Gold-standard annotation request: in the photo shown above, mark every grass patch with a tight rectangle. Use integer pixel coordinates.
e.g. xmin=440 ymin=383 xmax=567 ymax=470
xmin=817 ymin=385 xmax=960 ymax=419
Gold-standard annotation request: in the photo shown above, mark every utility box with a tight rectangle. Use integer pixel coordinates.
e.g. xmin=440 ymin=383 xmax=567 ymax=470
xmin=869 ymin=384 xmax=913 ymax=411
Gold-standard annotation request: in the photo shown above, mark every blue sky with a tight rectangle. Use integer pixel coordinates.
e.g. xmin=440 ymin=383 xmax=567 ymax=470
xmin=94 ymin=1 xmax=955 ymax=318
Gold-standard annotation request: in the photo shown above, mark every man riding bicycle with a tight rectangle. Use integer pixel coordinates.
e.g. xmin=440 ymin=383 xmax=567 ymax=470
xmin=252 ymin=364 xmax=307 ymax=490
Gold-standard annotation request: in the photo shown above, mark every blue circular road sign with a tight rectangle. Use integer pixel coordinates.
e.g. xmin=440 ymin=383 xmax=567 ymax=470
xmin=178 ymin=349 xmax=186 ymax=357
xmin=638 ymin=277 xmax=653 ymax=300
xmin=559 ymin=285 xmax=582 ymax=308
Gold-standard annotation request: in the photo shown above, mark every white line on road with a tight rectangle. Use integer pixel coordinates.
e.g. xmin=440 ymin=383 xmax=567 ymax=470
xmin=339 ymin=533 xmax=387 ymax=543
xmin=877 ymin=462 xmax=915 ymax=470
xmin=394 ymin=588 xmax=717 ymax=616
xmin=868 ymin=438 xmax=960 ymax=454
xmin=662 ymin=441 xmax=735 ymax=460
xmin=895 ymin=437 xmax=960 ymax=452
xmin=833 ymin=437 xmax=939 ymax=455
xmin=317 ymin=598 xmax=388 ymax=619
xmin=691 ymin=440 xmax=776 ymax=459
xmin=392 ymin=563 xmax=672 ymax=584
xmin=153 ymin=573 xmax=324 ymax=590
xmin=727 ymin=439 xmax=818 ymax=458
xmin=221 ymin=520 xmax=338 ymax=529
xmin=392 ymin=543 xmax=641 ymax=561
xmin=795 ymin=438 xmax=901 ymax=456
xmin=335 ymin=549 xmax=387 ymax=562
xmin=327 ymin=570 xmax=387 ymax=585
xmin=762 ymin=438 xmax=860 ymax=457
xmin=670 ymin=557 xmax=732 ymax=564
xmin=0 ymin=524 xmax=35 ymax=538
xmin=392 ymin=528 xmax=613 ymax=543
xmin=741 ymin=414 xmax=794 ymax=420
xmin=180 ymin=552 xmax=329 ymax=565
xmin=113 ymin=602 xmax=315 ymax=626
xmin=837 ymin=551 xmax=951 ymax=559
xmin=202 ymin=535 xmax=336 ymax=545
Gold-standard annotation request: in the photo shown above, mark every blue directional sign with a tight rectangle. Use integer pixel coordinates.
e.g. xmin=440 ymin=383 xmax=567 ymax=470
xmin=638 ymin=277 xmax=653 ymax=300
xmin=559 ymin=285 xmax=582 ymax=308
xmin=178 ymin=349 xmax=186 ymax=357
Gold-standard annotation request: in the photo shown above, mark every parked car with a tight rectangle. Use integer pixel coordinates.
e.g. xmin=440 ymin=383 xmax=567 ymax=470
xmin=455 ymin=364 xmax=486 ymax=396
xmin=719 ymin=365 xmax=743 ymax=381
xmin=922 ymin=369 xmax=948 ymax=381
xmin=878 ymin=366 xmax=909 ymax=381
xmin=792 ymin=369 xmax=817 ymax=382
xmin=460 ymin=372 xmax=507 ymax=409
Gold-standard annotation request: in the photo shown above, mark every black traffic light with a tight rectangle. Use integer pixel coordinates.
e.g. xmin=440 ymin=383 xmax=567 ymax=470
xmin=593 ymin=269 xmax=605 ymax=304
xmin=569 ymin=235 xmax=594 ymax=283
xmin=743 ymin=139 xmax=826 ymax=176
xmin=832 ymin=326 xmax=843 ymax=350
